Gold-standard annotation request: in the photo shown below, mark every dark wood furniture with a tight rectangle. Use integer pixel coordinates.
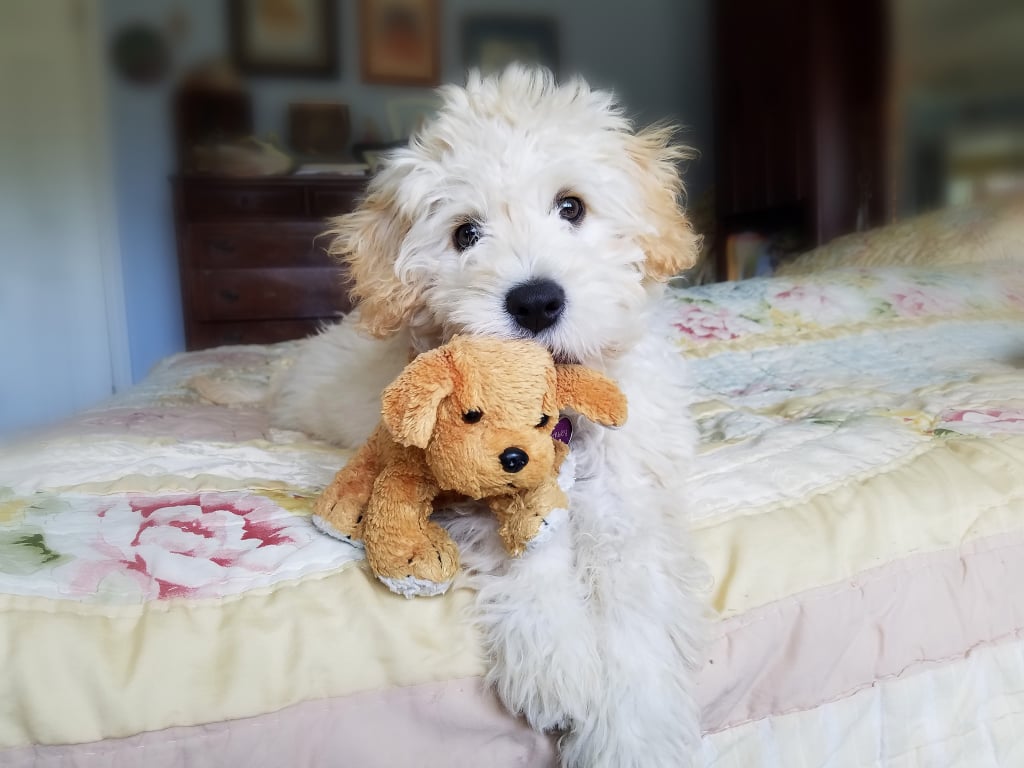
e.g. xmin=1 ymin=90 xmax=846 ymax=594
xmin=173 ymin=175 xmax=366 ymax=350
xmin=172 ymin=86 xmax=253 ymax=173
xmin=713 ymin=0 xmax=889 ymax=278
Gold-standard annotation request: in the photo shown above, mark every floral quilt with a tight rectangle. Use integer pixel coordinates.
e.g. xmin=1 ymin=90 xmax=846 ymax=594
xmin=1 ymin=261 xmax=1023 ymax=767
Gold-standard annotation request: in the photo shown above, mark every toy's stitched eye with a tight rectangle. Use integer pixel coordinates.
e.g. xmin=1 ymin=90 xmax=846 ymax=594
xmin=536 ymin=414 xmax=550 ymax=428
xmin=453 ymin=222 xmax=482 ymax=251
xmin=556 ymin=195 xmax=585 ymax=225
xmin=463 ymin=410 xmax=483 ymax=424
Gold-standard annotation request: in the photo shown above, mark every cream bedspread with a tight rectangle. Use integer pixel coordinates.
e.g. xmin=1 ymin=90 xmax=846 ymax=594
xmin=2 ymin=262 xmax=1023 ymax=767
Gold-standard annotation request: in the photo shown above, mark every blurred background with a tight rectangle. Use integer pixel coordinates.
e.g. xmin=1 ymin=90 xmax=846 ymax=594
xmin=1 ymin=0 xmax=1022 ymax=434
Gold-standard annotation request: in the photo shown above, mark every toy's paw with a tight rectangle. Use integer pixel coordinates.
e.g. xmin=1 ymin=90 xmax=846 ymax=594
xmin=501 ymin=504 xmax=566 ymax=557
xmin=378 ymin=575 xmax=453 ymax=599
xmin=310 ymin=514 xmax=364 ymax=549
xmin=525 ymin=506 xmax=568 ymax=553
xmin=368 ymin=524 xmax=460 ymax=594
xmin=312 ymin=488 xmax=367 ymax=540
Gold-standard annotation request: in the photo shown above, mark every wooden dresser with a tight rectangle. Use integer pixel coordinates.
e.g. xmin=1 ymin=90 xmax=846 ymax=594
xmin=173 ymin=175 xmax=367 ymax=350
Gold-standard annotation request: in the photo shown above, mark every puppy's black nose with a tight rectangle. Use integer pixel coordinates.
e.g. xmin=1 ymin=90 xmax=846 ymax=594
xmin=505 ymin=279 xmax=565 ymax=334
xmin=498 ymin=448 xmax=529 ymax=473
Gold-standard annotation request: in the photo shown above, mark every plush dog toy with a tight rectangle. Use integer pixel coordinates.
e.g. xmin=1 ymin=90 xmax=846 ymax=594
xmin=312 ymin=335 xmax=628 ymax=597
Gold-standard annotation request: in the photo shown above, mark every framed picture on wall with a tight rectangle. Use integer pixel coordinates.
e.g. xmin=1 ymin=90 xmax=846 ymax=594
xmin=228 ymin=0 xmax=339 ymax=77
xmin=288 ymin=101 xmax=351 ymax=157
xmin=359 ymin=0 xmax=440 ymax=86
xmin=462 ymin=15 xmax=559 ymax=76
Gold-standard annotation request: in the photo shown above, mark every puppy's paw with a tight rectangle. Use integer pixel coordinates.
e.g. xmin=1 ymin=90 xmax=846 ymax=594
xmin=525 ymin=507 xmax=568 ymax=553
xmin=378 ymin=575 xmax=452 ymax=599
xmin=311 ymin=514 xmax=364 ymax=549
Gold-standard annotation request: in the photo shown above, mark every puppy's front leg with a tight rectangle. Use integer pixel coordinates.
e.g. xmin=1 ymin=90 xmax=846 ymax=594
xmin=471 ymin=519 xmax=599 ymax=735
xmin=556 ymin=411 xmax=707 ymax=768
xmin=473 ymin=456 xmax=706 ymax=766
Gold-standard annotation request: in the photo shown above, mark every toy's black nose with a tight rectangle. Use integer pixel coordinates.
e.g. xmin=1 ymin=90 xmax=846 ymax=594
xmin=505 ymin=279 xmax=565 ymax=334
xmin=498 ymin=448 xmax=529 ymax=473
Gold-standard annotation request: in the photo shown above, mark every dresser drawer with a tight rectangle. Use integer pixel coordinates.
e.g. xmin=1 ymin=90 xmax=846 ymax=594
xmin=187 ymin=222 xmax=333 ymax=269
xmin=195 ymin=267 xmax=352 ymax=322
xmin=175 ymin=175 xmax=368 ymax=350
xmin=181 ymin=183 xmax=307 ymax=219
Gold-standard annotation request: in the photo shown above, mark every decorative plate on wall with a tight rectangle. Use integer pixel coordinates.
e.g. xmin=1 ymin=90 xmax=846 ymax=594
xmin=111 ymin=23 xmax=171 ymax=85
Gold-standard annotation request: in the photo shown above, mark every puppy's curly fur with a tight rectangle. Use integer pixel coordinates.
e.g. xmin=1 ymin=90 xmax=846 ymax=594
xmin=272 ymin=66 xmax=709 ymax=768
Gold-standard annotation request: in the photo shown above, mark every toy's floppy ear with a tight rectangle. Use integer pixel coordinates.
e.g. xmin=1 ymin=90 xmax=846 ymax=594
xmin=381 ymin=348 xmax=454 ymax=449
xmin=555 ymin=366 xmax=628 ymax=427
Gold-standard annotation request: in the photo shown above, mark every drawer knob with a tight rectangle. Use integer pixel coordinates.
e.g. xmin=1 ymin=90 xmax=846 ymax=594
xmin=220 ymin=288 xmax=241 ymax=302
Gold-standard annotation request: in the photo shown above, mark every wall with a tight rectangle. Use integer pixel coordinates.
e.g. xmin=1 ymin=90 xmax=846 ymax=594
xmin=102 ymin=0 xmax=713 ymax=382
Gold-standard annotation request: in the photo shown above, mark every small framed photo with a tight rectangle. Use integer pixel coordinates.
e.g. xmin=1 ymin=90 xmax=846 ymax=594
xmin=360 ymin=0 xmax=440 ymax=86
xmin=228 ymin=0 xmax=339 ymax=78
xmin=462 ymin=15 xmax=559 ymax=76
xmin=288 ymin=102 xmax=351 ymax=158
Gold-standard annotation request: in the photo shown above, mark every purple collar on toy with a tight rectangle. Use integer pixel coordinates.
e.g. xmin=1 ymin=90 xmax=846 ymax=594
xmin=552 ymin=416 xmax=573 ymax=445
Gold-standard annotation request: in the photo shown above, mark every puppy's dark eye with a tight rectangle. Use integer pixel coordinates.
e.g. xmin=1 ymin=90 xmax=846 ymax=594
xmin=556 ymin=195 xmax=585 ymax=225
xmin=463 ymin=409 xmax=483 ymax=424
xmin=453 ymin=222 xmax=482 ymax=251
xmin=536 ymin=414 xmax=550 ymax=428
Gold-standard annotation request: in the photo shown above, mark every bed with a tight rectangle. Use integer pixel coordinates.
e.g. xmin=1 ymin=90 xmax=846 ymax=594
xmin=3 ymin=209 xmax=1024 ymax=766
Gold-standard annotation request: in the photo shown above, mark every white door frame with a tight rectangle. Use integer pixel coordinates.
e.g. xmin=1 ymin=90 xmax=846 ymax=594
xmin=79 ymin=0 xmax=132 ymax=391
xmin=0 ymin=0 xmax=131 ymax=435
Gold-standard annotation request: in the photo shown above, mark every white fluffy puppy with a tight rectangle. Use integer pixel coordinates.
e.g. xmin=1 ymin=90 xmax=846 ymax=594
xmin=273 ymin=66 xmax=708 ymax=768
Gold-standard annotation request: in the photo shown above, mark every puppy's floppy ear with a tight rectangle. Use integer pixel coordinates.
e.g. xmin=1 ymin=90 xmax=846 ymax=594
xmin=555 ymin=365 xmax=628 ymax=428
xmin=626 ymin=123 xmax=702 ymax=282
xmin=326 ymin=160 xmax=422 ymax=338
xmin=381 ymin=347 xmax=454 ymax=449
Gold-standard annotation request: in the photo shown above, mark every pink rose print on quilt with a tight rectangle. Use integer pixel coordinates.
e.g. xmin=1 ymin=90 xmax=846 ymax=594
xmin=937 ymin=408 xmax=1024 ymax=437
xmin=888 ymin=286 xmax=963 ymax=318
xmin=769 ymin=282 xmax=871 ymax=326
xmin=1005 ymin=287 xmax=1024 ymax=311
xmin=674 ymin=303 xmax=762 ymax=343
xmin=65 ymin=491 xmax=348 ymax=601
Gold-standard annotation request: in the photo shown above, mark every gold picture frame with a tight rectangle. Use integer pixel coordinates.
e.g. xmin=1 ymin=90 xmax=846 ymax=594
xmin=360 ymin=0 xmax=440 ymax=86
xmin=229 ymin=0 xmax=339 ymax=78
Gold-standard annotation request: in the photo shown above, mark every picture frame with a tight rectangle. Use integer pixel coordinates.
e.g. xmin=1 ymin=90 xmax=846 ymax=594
xmin=228 ymin=0 xmax=339 ymax=78
xmin=288 ymin=101 xmax=351 ymax=158
xmin=462 ymin=15 xmax=559 ymax=76
xmin=359 ymin=0 xmax=440 ymax=86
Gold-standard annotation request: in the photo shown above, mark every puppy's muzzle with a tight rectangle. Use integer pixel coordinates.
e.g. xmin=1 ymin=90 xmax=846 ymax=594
xmin=505 ymin=279 xmax=565 ymax=334
xmin=499 ymin=448 xmax=529 ymax=473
